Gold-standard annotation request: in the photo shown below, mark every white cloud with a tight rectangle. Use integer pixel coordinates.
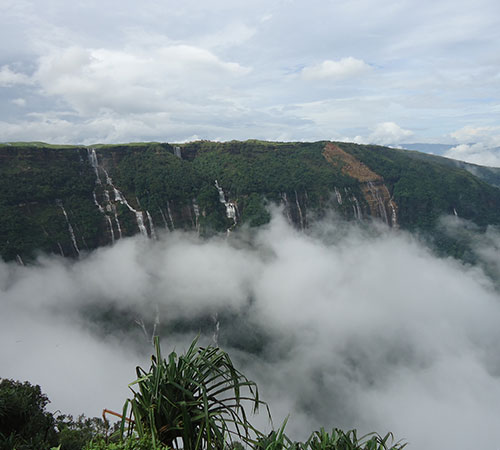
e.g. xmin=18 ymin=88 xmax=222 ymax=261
xmin=445 ymin=143 xmax=500 ymax=167
xmin=445 ymin=125 xmax=500 ymax=167
xmin=354 ymin=121 xmax=414 ymax=146
xmin=301 ymin=57 xmax=371 ymax=81
xmin=32 ymin=45 xmax=250 ymax=116
xmin=0 ymin=65 xmax=32 ymax=86
xmin=450 ymin=125 xmax=500 ymax=147
xmin=1 ymin=0 xmax=500 ymax=144
xmin=197 ymin=22 xmax=257 ymax=49
xmin=11 ymin=97 xmax=26 ymax=107
xmin=1 ymin=212 xmax=500 ymax=450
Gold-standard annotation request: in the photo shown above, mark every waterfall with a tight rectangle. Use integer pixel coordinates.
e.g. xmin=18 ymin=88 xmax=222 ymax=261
xmin=166 ymin=201 xmax=175 ymax=230
xmin=113 ymin=205 xmax=122 ymax=239
xmin=94 ymin=190 xmax=115 ymax=241
xmin=16 ymin=255 xmax=25 ymax=266
xmin=192 ymin=199 xmax=200 ymax=232
xmin=295 ymin=190 xmax=305 ymax=229
xmin=135 ymin=319 xmax=149 ymax=342
xmin=159 ymin=208 xmax=170 ymax=230
xmin=351 ymin=194 xmax=362 ymax=221
xmin=88 ymin=149 xmax=123 ymax=242
xmin=215 ymin=180 xmax=238 ymax=229
xmin=281 ymin=192 xmax=293 ymax=224
xmin=334 ymin=187 xmax=343 ymax=205
xmin=389 ymin=199 xmax=398 ymax=228
xmin=146 ymin=211 xmax=157 ymax=240
xmin=367 ymin=181 xmax=389 ymax=225
xmin=212 ymin=312 xmax=220 ymax=346
xmin=57 ymin=242 xmax=64 ymax=257
xmin=454 ymin=208 xmax=458 ymax=217
xmin=174 ymin=146 xmax=182 ymax=159
xmin=215 ymin=179 xmax=226 ymax=203
xmin=97 ymin=165 xmax=148 ymax=237
xmin=92 ymin=192 xmax=104 ymax=213
xmin=58 ymin=201 xmax=80 ymax=256
xmin=87 ymin=148 xmax=101 ymax=184
xmin=135 ymin=306 xmax=160 ymax=345
xmin=105 ymin=216 xmax=115 ymax=243
xmin=135 ymin=212 xmax=148 ymax=237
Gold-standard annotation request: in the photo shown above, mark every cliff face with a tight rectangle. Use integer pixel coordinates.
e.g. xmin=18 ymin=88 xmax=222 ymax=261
xmin=1 ymin=140 xmax=500 ymax=262
xmin=322 ymin=143 xmax=398 ymax=226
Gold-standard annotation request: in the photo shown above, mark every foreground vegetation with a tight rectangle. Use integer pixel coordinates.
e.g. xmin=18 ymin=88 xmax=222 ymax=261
xmin=0 ymin=338 xmax=406 ymax=450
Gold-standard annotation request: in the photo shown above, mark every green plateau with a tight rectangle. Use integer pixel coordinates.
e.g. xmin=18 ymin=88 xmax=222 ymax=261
xmin=1 ymin=140 xmax=500 ymax=263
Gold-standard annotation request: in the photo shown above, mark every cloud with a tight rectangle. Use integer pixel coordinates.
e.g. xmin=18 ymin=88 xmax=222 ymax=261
xmin=301 ymin=57 xmax=371 ymax=81
xmin=445 ymin=125 xmax=500 ymax=166
xmin=1 ymin=0 xmax=500 ymax=150
xmin=444 ymin=143 xmax=500 ymax=167
xmin=11 ymin=97 xmax=26 ymax=107
xmin=32 ymin=44 xmax=250 ymax=116
xmin=1 ymin=211 xmax=500 ymax=450
xmin=0 ymin=65 xmax=32 ymax=87
xmin=197 ymin=22 xmax=257 ymax=49
xmin=450 ymin=125 xmax=500 ymax=146
xmin=353 ymin=121 xmax=414 ymax=146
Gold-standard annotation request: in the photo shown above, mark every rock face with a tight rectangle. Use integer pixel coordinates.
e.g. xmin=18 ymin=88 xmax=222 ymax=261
xmin=322 ymin=143 xmax=398 ymax=226
xmin=1 ymin=140 xmax=500 ymax=262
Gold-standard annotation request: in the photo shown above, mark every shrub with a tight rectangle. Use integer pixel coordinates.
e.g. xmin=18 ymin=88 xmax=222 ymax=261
xmin=122 ymin=337 xmax=268 ymax=449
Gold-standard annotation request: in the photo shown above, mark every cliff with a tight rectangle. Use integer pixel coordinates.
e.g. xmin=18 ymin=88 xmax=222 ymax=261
xmin=1 ymin=140 xmax=500 ymax=262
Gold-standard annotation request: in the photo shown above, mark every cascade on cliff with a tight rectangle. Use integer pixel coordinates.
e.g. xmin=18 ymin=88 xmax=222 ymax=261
xmin=146 ymin=211 xmax=157 ymax=240
xmin=334 ymin=187 xmax=343 ymax=205
xmin=367 ymin=181 xmax=389 ymax=225
xmin=57 ymin=201 xmax=80 ymax=256
xmin=159 ymin=208 xmax=168 ymax=230
xmin=389 ymin=199 xmax=398 ymax=228
xmin=88 ymin=148 xmax=122 ymax=242
xmin=295 ymin=190 xmax=305 ymax=230
xmin=105 ymin=215 xmax=115 ymax=244
xmin=215 ymin=180 xmax=238 ymax=231
xmin=212 ymin=312 xmax=220 ymax=346
xmin=166 ymin=201 xmax=175 ymax=230
xmin=88 ymin=148 xmax=150 ymax=238
xmin=192 ymin=199 xmax=201 ymax=233
xmin=281 ymin=192 xmax=293 ymax=224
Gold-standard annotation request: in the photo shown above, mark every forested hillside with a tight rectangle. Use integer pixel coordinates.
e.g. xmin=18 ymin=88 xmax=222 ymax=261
xmin=1 ymin=140 xmax=500 ymax=262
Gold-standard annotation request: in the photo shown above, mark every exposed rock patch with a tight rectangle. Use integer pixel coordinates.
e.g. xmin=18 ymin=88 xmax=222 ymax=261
xmin=323 ymin=143 xmax=398 ymax=226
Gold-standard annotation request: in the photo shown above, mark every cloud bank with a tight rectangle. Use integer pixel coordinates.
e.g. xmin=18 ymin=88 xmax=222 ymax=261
xmin=1 ymin=0 xmax=500 ymax=144
xmin=301 ymin=57 xmax=371 ymax=80
xmin=1 ymin=211 xmax=500 ymax=450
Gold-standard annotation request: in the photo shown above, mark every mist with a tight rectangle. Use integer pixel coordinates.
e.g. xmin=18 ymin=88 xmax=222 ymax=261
xmin=1 ymin=210 xmax=500 ymax=450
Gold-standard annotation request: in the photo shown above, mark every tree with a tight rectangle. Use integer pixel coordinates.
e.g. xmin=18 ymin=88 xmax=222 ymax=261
xmin=0 ymin=379 xmax=58 ymax=450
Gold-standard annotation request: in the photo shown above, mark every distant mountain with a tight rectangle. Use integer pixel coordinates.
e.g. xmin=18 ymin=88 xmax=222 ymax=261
xmin=401 ymin=142 xmax=456 ymax=155
xmin=1 ymin=140 xmax=500 ymax=263
xmin=396 ymin=146 xmax=500 ymax=188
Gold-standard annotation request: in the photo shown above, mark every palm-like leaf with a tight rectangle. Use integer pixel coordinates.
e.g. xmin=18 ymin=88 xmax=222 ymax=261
xmin=123 ymin=337 xmax=269 ymax=450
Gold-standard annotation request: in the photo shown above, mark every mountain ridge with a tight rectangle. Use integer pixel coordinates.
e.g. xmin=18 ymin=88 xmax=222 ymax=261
xmin=1 ymin=140 xmax=499 ymax=263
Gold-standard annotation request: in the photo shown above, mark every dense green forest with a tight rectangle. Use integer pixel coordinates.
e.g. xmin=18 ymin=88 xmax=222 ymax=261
xmin=1 ymin=140 xmax=500 ymax=263
xmin=0 ymin=338 xmax=406 ymax=450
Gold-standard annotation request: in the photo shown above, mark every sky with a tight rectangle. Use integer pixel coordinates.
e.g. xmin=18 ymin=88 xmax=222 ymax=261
xmin=1 ymin=212 xmax=500 ymax=449
xmin=1 ymin=0 xmax=500 ymax=165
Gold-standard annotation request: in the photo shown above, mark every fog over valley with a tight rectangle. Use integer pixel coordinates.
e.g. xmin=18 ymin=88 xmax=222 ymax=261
xmin=2 ymin=210 xmax=500 ymax=450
